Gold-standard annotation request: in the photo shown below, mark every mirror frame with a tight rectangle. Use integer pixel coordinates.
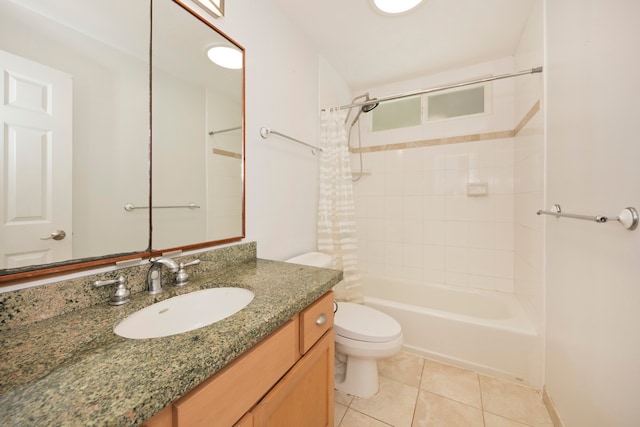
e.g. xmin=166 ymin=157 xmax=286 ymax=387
xmin=0 ymin=0 xmax=245 ymax=286
xmin=188 ymin=0 xmax=224 ymax=19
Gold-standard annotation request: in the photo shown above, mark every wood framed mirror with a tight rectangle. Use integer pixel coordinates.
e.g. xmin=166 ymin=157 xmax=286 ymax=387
xmin=0 ymin=0 xmax=244 ymax=285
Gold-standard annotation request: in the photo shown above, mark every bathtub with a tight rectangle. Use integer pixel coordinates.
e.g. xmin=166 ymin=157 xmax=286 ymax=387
xmin=362 ymin=275 xmax=541 ymax=386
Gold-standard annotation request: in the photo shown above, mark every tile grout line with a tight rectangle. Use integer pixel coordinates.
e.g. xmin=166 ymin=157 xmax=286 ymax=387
xmin=478 ymin=372 xmax=487 ymax=427
xmin=410 ymin=356 xmax=426 ymax=426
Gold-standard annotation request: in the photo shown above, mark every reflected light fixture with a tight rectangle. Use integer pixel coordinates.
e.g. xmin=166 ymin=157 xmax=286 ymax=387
xmin=207 ymin=46 xmax=242 ymax=69
xmin=371 ymin=0 xmax=424 ymax=15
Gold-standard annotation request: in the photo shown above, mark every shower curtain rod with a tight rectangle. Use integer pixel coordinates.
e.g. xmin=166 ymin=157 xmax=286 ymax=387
xmin=325 ymin=66 xmax=542 ymax=112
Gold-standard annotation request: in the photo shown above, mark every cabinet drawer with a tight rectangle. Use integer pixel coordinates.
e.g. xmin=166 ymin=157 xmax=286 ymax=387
xmin=299 ymin=291 xmax=334 ymax=354
xmin=173 ymin=318 xmax=300 ymax=427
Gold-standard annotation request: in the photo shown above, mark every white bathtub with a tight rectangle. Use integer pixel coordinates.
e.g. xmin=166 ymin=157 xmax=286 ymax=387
xmin=362 ymin=275 xmax=541 ymax=386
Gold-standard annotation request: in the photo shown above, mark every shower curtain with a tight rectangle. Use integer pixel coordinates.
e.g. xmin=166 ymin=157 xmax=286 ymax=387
xmin=317 ymin=109 xmax=364 ymax=303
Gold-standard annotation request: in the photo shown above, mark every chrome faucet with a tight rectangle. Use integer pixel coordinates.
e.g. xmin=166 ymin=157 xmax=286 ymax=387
xmin=146 ymin=257 xmax=179 ymax=295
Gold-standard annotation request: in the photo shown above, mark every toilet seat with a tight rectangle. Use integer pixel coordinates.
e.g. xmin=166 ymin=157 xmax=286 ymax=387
xmin=334 ymin=302 xmax=402 ymax=343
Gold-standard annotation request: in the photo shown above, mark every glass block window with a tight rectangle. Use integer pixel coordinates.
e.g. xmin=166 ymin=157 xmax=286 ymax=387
xmin=426 ymin=85 xmax=485 ymax=120
xmin=370 ymin=95 xmax=421 ymax=132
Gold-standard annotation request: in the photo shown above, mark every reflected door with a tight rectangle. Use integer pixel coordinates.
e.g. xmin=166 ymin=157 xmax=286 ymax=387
xmin=0 ymin=50 xmax=72 ymax=268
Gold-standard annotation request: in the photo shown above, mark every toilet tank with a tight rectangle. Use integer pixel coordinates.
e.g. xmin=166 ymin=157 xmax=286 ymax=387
xmin=285 ymin=252 xmax=332 ymax=268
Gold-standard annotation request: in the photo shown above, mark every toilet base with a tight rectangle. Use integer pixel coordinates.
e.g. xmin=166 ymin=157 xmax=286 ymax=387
xmin=334 ymin=353 xmax=380 ymax=398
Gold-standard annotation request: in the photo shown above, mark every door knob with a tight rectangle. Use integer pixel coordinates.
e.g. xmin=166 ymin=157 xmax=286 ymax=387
xmin=41 ymin=230 xmax=66 ymax=241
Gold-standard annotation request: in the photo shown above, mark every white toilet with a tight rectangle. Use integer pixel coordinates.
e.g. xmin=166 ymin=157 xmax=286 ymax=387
xmin=285 ymin=252 xmax=403 ymax=398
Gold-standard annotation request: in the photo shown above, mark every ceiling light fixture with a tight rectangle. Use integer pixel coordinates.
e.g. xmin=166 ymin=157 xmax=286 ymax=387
xmin=371 ymin=0 xmax=424 ymax=15
xmin=206 ymin=46 xmax=242 ymax=69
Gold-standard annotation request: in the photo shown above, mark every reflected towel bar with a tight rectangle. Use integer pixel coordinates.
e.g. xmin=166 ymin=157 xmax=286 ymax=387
xmin=536 ymin=204 xmax=638 ymax=230
xmin=208 ymin=126 xmax=241 ymax=136
xmin=124 ymin=202 xmax=200 ymax=212
xmin=260 ymin=127 xmax=322 ymax=155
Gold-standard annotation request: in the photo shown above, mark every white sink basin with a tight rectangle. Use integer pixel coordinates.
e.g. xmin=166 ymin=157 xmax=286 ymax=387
xmin=114 ymin=287 xmax=254 ymax=339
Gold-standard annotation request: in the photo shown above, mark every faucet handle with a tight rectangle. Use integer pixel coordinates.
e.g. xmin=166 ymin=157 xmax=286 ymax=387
xmin=94 ymin=276 xmax=131 ymax=306
xmin=175 ymin=259 xmax=201 ymax=286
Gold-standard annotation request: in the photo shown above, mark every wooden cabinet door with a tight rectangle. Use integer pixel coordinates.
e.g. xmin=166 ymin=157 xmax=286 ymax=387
xmin=251 ymin=330 xmax=334 ymax=427
xmin=173 ymin=319 xmax=300 ymax=427
xmin=141 ymin=405 xmax=171 ymax=427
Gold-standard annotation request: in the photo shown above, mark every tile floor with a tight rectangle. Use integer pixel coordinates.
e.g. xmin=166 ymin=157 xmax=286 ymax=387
xmin=334 ymin=352 xmax=554 ymax=427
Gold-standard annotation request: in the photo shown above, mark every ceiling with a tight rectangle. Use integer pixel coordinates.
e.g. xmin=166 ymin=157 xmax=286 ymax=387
xmin=272 ymin=0 xmax=536 ymax=93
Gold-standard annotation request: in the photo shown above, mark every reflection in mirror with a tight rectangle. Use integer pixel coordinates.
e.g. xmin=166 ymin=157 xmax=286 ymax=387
xmin=0 ymin=0 xmax=150 ymax=274
xmin=152 ymin=0 xmax=244 ymax=250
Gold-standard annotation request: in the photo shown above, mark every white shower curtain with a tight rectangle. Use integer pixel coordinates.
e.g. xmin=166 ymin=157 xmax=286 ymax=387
xmin=317 ymin=109 xmax=363 ymax=303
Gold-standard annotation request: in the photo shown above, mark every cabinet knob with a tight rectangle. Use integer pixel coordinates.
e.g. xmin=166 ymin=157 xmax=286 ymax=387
xmin=316 ymin=313 xmax=328 ymax=326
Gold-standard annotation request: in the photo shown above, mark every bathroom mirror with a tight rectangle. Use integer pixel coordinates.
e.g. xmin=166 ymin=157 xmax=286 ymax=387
xmin=0 ymin=0 xmax=245 ymax=283
xmin=151 ymin=0 xmax=244 ymax=251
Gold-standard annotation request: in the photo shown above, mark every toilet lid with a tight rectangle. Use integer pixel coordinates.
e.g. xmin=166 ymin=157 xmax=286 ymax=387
xmin=334 ymin=302 xmax=402 ymax=343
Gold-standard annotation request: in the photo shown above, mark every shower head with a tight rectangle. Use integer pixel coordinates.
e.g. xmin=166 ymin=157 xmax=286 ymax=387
xmin=345 ymin=93 xmax=379 ymax=128
xmin=361 ymin=100 xmax=379 ymax=113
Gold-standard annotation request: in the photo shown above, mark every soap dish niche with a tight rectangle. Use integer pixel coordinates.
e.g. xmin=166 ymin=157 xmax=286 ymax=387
xmin=467 ymin=182 xmax=489 ymax=197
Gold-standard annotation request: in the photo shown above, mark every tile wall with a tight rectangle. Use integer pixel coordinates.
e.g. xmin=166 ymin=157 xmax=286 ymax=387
xmin=352 ymin=58 xmax=524 ymax=293
xmin=354 ymin=138 xmax=517 ymax=293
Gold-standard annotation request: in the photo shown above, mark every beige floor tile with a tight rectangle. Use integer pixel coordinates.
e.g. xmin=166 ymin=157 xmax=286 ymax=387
xmin=480 ymin=375 xmax=553 ymax=427
xmin=420 ymin=359 xmax=482 ymax=408
xmin=339 ymin=408 xmax=393 ymax=427
xmin=335 ymin=389 xmax=354 ymax=407
xmin=412 ymin=390 xmax=484 ymax=427
xmin=335 ymin=402 xmax=349 ymax=426
xmin=379 ymin=351 xmax=425 ymax=388
xmin=484 ymin=412 xmax=533 ymax=427
xmin=350 ymin=376 xmax=419 ymax=427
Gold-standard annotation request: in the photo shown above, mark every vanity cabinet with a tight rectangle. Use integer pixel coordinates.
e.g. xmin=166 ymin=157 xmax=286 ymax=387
xmin=142 ymin=291 xmax=334 ymax=427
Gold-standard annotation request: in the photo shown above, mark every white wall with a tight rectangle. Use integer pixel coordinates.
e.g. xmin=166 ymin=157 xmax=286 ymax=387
xmin=544 ymin=1 xmax=640 ymax=426
xmin=513 ymin=0 xmax=544 ymax=386
xmin=188 ymin=0 xmax=325 ymax=260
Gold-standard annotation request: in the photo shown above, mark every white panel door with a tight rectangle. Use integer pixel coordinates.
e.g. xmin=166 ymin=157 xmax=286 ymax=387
xmin=0 ymin=49 xmax=72 ymax=269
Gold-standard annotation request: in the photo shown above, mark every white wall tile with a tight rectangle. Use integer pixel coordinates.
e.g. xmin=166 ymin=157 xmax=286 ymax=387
xmin=351 ymin=58 xmax=525 ymax=295
xmin=384 ymin=219 xmax=403 ymax=243
xmin=424 ymin=195 xmax=445 ymax=220
xmin=445 ymin=271 xmax=469 ymax=287
xmin=403 ymin=196 xmax=424 ymax=220
xmin=403 ymin=171 xmax=425 ymax=195
xmin=403 ymin=220 xmax=423 ymax=245
xmin=424 ymin=146 xmax=446 ymax=171
xmin=445 ymin=221 xmax=469 ymax=247
xmin=468 ymin=222 xmax=494 ymax=249
xmin=445 ymin=246 xmax=468 ymax=273
xmin=423 ymin=245 xmax=445 ymax=270
xmin=403 ymin=243 xmax=424 ymax=268
xmin=445 ymin=196 xmax=469 ymax=221
xmin=423 ymin=220 xmax=445 ymax=245
xmin=468 ymin=248 xmax=494 ymax=277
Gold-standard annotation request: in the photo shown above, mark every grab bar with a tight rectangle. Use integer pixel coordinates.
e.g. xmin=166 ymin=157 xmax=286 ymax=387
xmin=124 ymin=202 xmax=200 ymax=212
xmin=260 ymin=127 xmax=322 ymax=155
xmin=536 ymin=204 xmax=638 ymax=230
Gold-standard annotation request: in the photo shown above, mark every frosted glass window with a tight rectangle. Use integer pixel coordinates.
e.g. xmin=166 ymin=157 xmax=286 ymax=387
xmin=371 ymin=96 xmax=421 ymax=132
xmin=427 ymin=86 xmax=484 ymax=120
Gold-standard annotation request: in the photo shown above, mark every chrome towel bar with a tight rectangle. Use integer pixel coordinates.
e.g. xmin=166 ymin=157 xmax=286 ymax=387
xmin=537 ymin=204 xmax=638 ymax=230
xmin=124 ymin=202 xmax=200 ymax=212
xmin=260 ymin=127 xmax=322 ymax=155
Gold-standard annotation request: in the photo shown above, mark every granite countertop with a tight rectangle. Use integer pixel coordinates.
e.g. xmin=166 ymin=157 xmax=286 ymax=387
xmin=0 ymin=259 xmax=342 ymax=426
